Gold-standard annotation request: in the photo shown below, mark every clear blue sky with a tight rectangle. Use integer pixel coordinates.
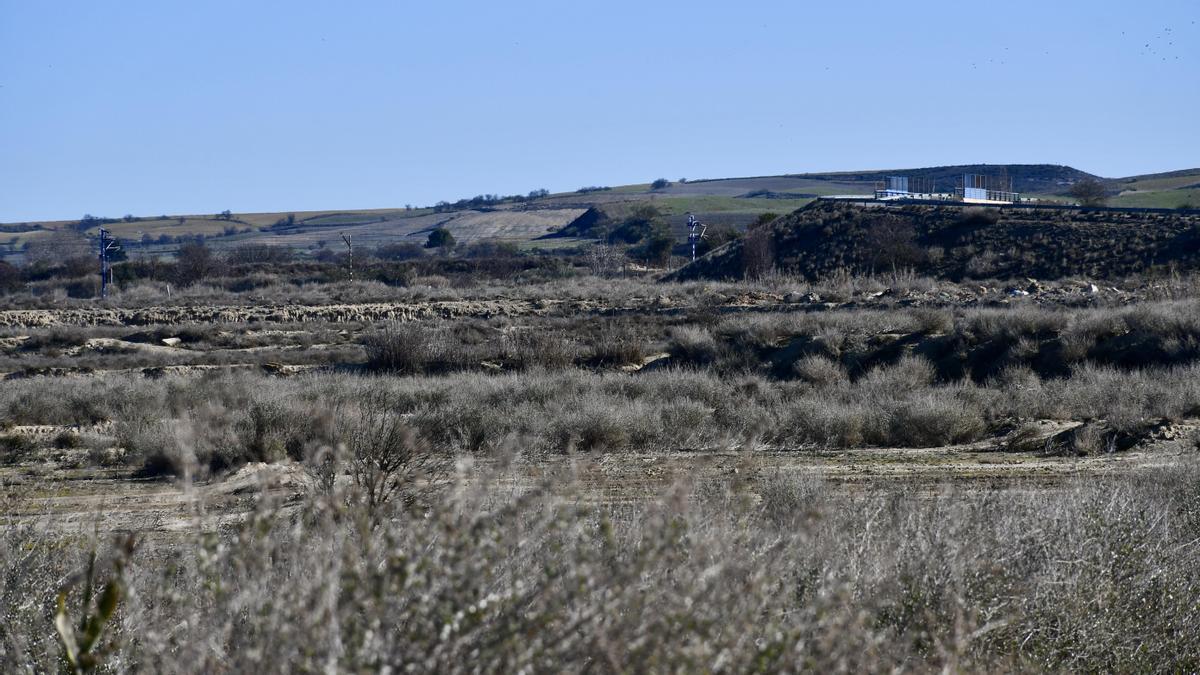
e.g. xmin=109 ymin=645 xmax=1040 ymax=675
xmin=2 ymin=0 xmax=1197 ymax=222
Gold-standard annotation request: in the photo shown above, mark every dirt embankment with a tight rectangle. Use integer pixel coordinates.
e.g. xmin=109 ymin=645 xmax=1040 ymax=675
xmin=0 ymin=299 xmax=604 ymax=329
xmin=674 ymin=201 xmax=1200 ymax=281
xmin=0 ymin=282 xmax=1161 ymax=330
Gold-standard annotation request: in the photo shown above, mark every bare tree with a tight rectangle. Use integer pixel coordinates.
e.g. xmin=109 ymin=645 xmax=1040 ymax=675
xmin=175 ymin=241 xmax=223 ymax=285
xmin=1068 ymin=179 xmax=1108 ymax=207
xmin=864 ymin=216 xmax=926 ymax=273
xmin=586 ymin=242 xmax=625 ymax=277
xmin=742 ymin=225 xmax=774 ymax=280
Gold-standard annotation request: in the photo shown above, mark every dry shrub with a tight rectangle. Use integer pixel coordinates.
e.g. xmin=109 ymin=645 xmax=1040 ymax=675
xmin=410 ymin=274 xmax=451 ymax=288
xmin=335 ymin=395 xmax=450 ymax=516
xmin=0 ymin=378 xmax=110 ymax=427
xmin=0 ymin=434 xmax=36 ymax=465
xmin=502 ymin=330 xmax=577 ymax=371
xmin=778 ymin=398 xmax=866 ymax=449
xmin=1069 ymin=422 xmax=1114 ymax=455
xmin=859 ymin=354 xmax=936 ymax=391
xmin=657 ymin=399 xmax=712 ymax=448
xmin=573 ymin=414 xmax=631 ymax=452
xmin=363 ymin=322 xmax=435 ymax=374
xmin=667 ymin=325 xmax=721 ymax=365
xmin=588 ymin=327 xmax=646 ymax=367
xmin=910 ymin=307 xmax=954 ymax=334
xmin=6 ymin=357 xmax=1200 ymax=469
xmin=20 ymin=328 xmax=90 ymax=354
xmin=884 ymin=394 xmax=986 ymax=447
xmin=793 ymin=354 xmax=848 ymax=387
xmin=6 ymin=466 xmax=1200 ymax=672
xmin=238 ymin=399 xmax=328 ymax=464
xmin=758 ymin=472 xmax=825 ymax=526
xmin=549 ymin=401 xmax=640 ymax=453
xmin=1045 ymin=421 xmax=1116 ymax=456
xmin=990 ymin=364 xmax=1041 ymax=389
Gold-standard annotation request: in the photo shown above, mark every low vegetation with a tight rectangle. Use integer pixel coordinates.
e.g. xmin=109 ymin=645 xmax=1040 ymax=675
xmin=3 ymin=327 xmax=1200 ymax=472
xmin=3 ymin=461 xmax=1198 ymax=671
xmin=3 ymin=251 xmax=1200 ymax=670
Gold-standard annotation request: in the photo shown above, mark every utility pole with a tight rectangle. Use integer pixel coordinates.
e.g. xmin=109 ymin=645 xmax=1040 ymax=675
xmin=98 ymin=228 xmax=119 ymax=299
xmin=686 ymin=213 xmax=707 ymax=262
xmin=341 ymin=234 xmax=353 ymax=280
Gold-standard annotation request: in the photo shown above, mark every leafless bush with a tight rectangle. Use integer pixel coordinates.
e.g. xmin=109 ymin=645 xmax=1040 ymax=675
xmin=859 ymin=354 xmax=936 ymax=391
xmin=336 ymin=394 xmax=450 ymax=516
xmin=584 ymin=242 xmax=625 ymax=277
xmin=742 ymin=225 xmax=774 ymax=280
xmin=587 ymin=326 xmax=646 ymax=367
xmin=777 ymin=398 xmax=866 ymax=449
xmin=363 ymin=322 xmax=436 ymax=374
xmin=885 ymin=393 xmax=986 ymax=447
xmin=502 ymin=330 xmax=578 ymax=371
xmin=238 ymin=398 xmax=328 ymax=464
xmin=758 ymin=471 xmax=826 ymax=527
xmin=666 ymin=325 xmax=721 ymax=365
xmin=864 ymin=215 xmax=926 ymax=273
xmin=910 ymin=307 xmax=954 ymax=334
xmin=964 ymin=250 xmax=998 ymax=278
xmin=792 ymin=354 xmax=848 ymax=387
xmin=19 ymin=328 xmax=91 ymax=353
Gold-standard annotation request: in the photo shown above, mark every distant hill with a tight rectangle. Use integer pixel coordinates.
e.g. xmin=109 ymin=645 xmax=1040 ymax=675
xmin=4 ymin=164 xmax=1198 ymax=262
xmin=670 ymin=200 xmax=1200 ymax=282
xmin=1109 ymin=168 xmax=1200 ymax=208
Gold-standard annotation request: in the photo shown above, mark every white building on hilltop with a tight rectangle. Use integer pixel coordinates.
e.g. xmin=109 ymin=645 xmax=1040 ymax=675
xmin=873 ymin=173 xmax=1020 ymax=205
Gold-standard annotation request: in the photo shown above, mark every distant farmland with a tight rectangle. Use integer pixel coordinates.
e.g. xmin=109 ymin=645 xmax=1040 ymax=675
xmin=3 ymin=164 xmax=1197 ymax=261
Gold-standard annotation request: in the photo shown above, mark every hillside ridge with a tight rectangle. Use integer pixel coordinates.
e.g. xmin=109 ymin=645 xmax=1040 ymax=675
xmin=671 ymin=200 xmax=1200 ymax=282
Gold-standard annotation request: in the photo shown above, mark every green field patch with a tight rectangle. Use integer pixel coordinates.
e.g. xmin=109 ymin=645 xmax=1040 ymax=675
xmin=1109 ymin=188 xmax=1200 ymax=209
xmin=1118 ymin=172 xmax=1200 ymax=192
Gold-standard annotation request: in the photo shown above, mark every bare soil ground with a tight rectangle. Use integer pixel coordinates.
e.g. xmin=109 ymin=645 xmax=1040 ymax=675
xmin=5 ymin=416 xmax=1196 ymax=539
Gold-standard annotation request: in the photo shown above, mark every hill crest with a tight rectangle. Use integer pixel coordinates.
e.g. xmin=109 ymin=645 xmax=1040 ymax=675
xmin=671 ymin=200 xmax=1200 ymax=282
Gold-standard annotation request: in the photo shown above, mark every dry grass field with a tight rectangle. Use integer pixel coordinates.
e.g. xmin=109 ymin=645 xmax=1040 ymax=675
xmin=2 ymin=255 xmax=1200 ymax=671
